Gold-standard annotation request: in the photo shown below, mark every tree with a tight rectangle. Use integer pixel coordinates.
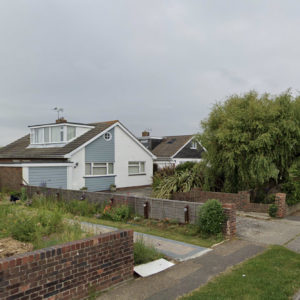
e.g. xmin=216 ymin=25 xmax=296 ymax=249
xmin=197 ymin=91 xmax=300 ymax=193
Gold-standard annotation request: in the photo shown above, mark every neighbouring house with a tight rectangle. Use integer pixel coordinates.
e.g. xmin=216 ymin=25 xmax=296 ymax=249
xmin=0 ymin=120 xmax=155 ymax=192
xmin=138 ymin=131 xmax=204 ymax=169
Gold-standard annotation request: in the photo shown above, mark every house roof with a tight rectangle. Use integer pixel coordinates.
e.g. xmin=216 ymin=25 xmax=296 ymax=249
xmin=151 ymin=135 xmax=193 ymax=158
xmin=0 ymin=120 xmax=118 ymax=159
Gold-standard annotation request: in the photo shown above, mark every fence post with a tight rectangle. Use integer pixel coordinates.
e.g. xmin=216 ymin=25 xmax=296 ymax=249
xmin=144 ymin=202 xmax=149 ymax=219
xmin=184 ymin=205 xmax=189 ymax=223
xmin=275 ymin=193 xmax=286 ymax=218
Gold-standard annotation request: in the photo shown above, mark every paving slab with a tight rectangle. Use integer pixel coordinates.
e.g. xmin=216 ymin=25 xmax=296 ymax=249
xmin=79 ymin=221 xmax=210 ymax=261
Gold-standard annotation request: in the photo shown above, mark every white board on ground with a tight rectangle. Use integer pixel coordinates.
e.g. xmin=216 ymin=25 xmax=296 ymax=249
xmin=134 ymin=258 xmax=175 ymax=277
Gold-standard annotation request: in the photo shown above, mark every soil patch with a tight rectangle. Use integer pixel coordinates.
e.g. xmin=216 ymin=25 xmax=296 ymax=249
xmin=0 ymin=237 xmax=33 ymax=258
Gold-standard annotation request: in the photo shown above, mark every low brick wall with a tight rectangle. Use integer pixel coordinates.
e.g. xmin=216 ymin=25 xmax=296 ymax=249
xmin=25 ymin=186 xmax=236 ymax=237
xmin=0 ymin=230 xmax=133 ymax=300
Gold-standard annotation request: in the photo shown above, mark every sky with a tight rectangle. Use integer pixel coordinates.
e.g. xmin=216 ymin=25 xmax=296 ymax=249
xmin=0 ymin=1 xmax=300 ymax=146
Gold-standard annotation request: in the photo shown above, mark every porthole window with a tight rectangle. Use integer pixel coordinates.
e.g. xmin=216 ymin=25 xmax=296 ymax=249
xmin=104 ymin=132 xmax=112 ymax=141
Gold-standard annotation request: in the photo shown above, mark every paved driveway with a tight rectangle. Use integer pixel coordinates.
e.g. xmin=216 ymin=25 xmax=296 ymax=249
xmin=237 ymin=216 xmax=300 ymax=252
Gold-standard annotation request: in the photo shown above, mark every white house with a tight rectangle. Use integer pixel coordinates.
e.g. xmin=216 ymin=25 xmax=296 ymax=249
xmin=138 ymin=132 xmax=204 ymax=169
xmin=0 ymin=120 xmax=155 ymax=192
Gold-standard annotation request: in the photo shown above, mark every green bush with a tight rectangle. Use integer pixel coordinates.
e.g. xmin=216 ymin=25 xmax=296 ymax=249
xmin=175 ymin=161 xmax=197 ymax=172
xmin=269 ymin=204 xmax=278 ymax=218
xmin=102 ymin=204 xmax=131 ymax=222
xmin=134 ymin=238 xmax=164 ymax=265
xmin=197 ymin=199 xmax=226 ymax=235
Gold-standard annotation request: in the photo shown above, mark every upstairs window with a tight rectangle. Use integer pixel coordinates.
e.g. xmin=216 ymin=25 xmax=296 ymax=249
xmin=67 ymin=126 xmax=76 ymax=140
xmin=30 ymin=125 xmax=77 ymax=144
xmin=190 ymin=141 xmax=197 ymax=150
xmin=128 ymin=161 xmax=145 ymax=175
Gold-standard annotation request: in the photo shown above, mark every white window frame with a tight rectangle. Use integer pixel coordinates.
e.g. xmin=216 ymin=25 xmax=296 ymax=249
xmin=128 ymin=161 xmax=146 ymax=175
xmin=84 ymin=162 xmax=115 ymax=177
xmin=190 ymin=141 xmax=197 ymax=150
xmin=30 ymin=125 xmax=78 ymax=145
xmin=104 ymin=132 xmax=112 ymax=141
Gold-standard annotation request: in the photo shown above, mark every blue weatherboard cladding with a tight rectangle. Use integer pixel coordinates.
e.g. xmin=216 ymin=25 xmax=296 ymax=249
xmin=85 ymin=128 xmax=115 ymax=191
xmin=29 ymin=167 xmax=67 ymax=189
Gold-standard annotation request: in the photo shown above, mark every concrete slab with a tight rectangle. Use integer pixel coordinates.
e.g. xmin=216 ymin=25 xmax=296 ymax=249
xmin=134 ymin=259 xmax=174 ymax=277
xmin=134 ymin=232 xmax=211 ymax=261
xmin=78 ymin=220 xmax=211 ymax=261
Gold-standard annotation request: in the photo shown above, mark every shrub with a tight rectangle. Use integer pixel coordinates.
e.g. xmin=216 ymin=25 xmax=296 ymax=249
xmin=134 ymin=238 xmax=164 ymax=265
xmin=153 ymin=164 xmax=205 ymax=199
xmin=102 ymin=204 xmax=131 ymax=222
xmin=197 ymin=199 xmax=226 ymax=235
xmin=175 ymin=161 xmax=197 ymax=172
xmin=269 ymin=204 xmax=278 ymax=218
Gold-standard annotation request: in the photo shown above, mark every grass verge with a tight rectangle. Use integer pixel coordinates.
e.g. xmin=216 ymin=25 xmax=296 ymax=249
xmin=180 ymin=246 xmax=300 ymax=300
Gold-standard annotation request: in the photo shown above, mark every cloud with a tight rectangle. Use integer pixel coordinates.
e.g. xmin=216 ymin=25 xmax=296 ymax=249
xmin=0 ymin=0 xmax=300 ymax=145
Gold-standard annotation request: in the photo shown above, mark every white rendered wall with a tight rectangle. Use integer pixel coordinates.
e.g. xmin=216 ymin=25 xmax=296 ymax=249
xmin=114 ymin=126 xmax=153 ymax=188
xmin=70 ymin=147 xmax=85 ymax=190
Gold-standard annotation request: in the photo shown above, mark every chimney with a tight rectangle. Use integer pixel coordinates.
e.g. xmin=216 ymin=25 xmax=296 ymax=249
xmin=142 ymin=131 xmax=150 ymax=137
xmin=56 ymin=118 xmax=67 ymax=124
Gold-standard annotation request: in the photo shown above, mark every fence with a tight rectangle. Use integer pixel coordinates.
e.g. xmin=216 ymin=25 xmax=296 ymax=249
xmin=0 ymin=230 xmax=133 ymax=300
xmin=25 ymin=186 xmax=236 ymax=237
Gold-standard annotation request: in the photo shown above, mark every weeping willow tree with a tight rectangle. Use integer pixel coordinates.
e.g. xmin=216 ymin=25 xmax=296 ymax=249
xmin=198 ymin=91 xmax=300 ymax=193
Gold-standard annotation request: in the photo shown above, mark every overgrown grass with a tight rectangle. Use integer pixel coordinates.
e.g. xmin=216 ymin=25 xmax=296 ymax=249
xmin=0 ymin=203 xmax=88 ymax=250
xmin=180 ymin=246 xmax=300 ymax=300
xmin=134 ymin=238 xmax=165 ymax=265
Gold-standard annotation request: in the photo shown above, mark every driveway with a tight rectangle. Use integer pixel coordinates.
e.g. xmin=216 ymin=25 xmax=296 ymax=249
xmin=237 ymin=215 xmax=300 ymax=252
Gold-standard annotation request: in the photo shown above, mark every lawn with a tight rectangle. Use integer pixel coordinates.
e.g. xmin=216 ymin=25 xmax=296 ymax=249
xmin=180 ymin=246 xmax=300 ymax=300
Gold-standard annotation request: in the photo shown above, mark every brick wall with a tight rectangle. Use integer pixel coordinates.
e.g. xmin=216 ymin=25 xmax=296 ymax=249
xmin=25 ymin=186 xmax=236 ymax=237
xmin=0 ymin=230 xmax=133 ymax=300
xmin=0 ymin=167 xmax=22 ymax=191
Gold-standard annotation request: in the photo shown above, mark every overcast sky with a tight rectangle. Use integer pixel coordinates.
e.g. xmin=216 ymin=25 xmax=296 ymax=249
xmin=0 ymin=1 xmax=300 ymax=145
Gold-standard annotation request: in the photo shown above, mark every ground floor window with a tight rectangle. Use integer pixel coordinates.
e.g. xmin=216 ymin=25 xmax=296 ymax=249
xmin=85 ymin=162 xmax=114 ymax=176
xmin=128 ymin=161 xmax=145 ymax=175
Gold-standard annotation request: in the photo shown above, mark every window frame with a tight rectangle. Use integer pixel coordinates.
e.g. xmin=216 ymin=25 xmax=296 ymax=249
xmin=128 ymin=161 xmax=146 ymax=175
xmin=190 ymin=141 xmax=197 ymax=150
xmin=85 ymin=162 xmax=115 ymax=177
xmin=30 ymin=125 xmax=78 ymax=145
xmin=104 ymin=132 xmax=112 ymax=141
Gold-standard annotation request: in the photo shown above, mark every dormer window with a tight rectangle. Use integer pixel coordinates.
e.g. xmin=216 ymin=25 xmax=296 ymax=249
xmin=190 ymin=141 xmax=197 ymax=150
xmin=30 ymin=125 xmax=76 ymax=144
xmin=28 ymin=122 xmax=94 ymax=148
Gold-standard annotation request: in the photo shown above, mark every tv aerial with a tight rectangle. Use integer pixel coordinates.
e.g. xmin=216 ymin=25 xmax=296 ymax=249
xmin=53 ymin=107 xmax=64 ymax=119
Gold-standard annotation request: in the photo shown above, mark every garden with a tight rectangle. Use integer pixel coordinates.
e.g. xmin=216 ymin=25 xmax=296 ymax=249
xmin=0 ymin=188 xmax=226 ymax=265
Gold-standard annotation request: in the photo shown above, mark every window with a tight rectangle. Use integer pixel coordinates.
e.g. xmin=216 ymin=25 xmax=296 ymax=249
xmin=51 ymin=127 xmax=60 ymax=143
xmin=67 ymin=126 xmax=76 ymax=140
xmin=104 ymin=132 xmax=112 ymax=141
xmin=190 ymin=141 xmax=197 ymax=150
xmin=85 ymin=163 xmax=114 ymax=176
xmin=44 ymin=127 xmax=50 ymax=143
xmin=34 ymin=128 xmax=44 ymax=144
xmin=128 ymin=161 xmax=146 ymax=175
